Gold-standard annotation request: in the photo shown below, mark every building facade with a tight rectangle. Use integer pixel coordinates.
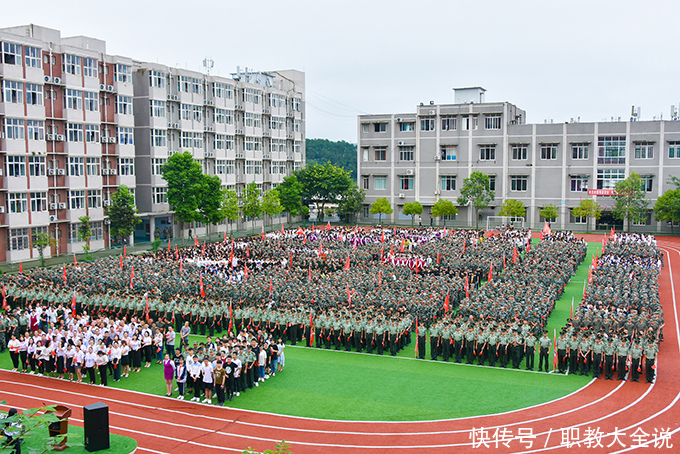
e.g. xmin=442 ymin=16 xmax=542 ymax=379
xmin=0 ymin=24 xmax=304 ymax=263
xmin=357 ymin=87 xmax=680 ymax=233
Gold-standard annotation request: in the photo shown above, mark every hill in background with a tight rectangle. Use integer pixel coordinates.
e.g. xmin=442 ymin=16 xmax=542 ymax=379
xmin=306 ymin=138 xmax=357 ymax=182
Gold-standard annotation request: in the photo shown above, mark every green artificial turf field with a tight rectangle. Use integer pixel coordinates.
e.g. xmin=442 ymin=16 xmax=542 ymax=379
xmin=0 ymin=241 xmax=601 ymax=421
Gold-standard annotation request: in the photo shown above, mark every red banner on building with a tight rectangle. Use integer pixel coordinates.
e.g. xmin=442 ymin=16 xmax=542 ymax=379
xmin=587 ymin=189 xmax=614 ymax=196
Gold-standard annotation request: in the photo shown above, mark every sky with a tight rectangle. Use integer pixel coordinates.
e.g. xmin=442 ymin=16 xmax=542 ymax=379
xmin=4 ymin=0 xmax=680 ymax=143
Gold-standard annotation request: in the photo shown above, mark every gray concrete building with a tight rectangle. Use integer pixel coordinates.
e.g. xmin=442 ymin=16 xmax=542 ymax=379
xmin=357 ymin=87 xmax=680 ymax=233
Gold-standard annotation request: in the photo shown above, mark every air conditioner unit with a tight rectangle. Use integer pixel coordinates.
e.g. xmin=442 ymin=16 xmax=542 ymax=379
xmin=434 ymin=155 xmax=441 ymax=161
xmin=49 ymin=215 xmax=57 ymax=222
xmin=167 ymin=94 xmax=173 ymax=100
xmin=103 ymin=200 xmax=112 ymax=206
xmin=102 ymin=169 xmax=110 ymax=175
xmin=47 ymin=134 xmax=55 ymax=141
xmin=57 ymin=169 xmax=65 ymax=175
xmin=104 ymin=219 xmax=111 ymax=225
xmin=100 ymin=84 xmax=106 ymax=91
xmin=406 ymin=169 xmax=414 ymax=175
xmin=0 ymin=207 xmax=5 ymax=213
xmin=54 ymin=77 xmax=62 ymax=84
xmin=168 ymin=151 xmax=175 ymax=156
xmin=48 ymin=169 xmax=57 ymax=176
xmin=107 ymin=85 xmax=114 ymax=91
xmin=434 ymin=189 xmax=441 ymax=195
xmin=110 ymin=169 xmax=118 ymax=175
xmin=168 ymin=122 xmax=173 ymax=128
xmin=429 ymin=110 xmax=436 ymax=115
xmin=174 ymin=123 xmax=180 ymax=128
xmin=204 ymin=151 xmax=211 ymax=157
xmin=49 ymin=203 xmax=58 ymax=210
xmin=100 ymin=137 xmax=108 ymax=143
xmin=45 ymin=76 xmax=53 ymax=83
xmin=56 ymin=135 xmax=65 ymax=141
xmin=266 ymin=109 xmax=270 ymax=114
xmin=398 ymin=193 xmax=405 ymax=199
xmin=396 ymin=117 xmax=403 ymax=122
xmin=173 ymin=95 xmax=179 ymax=100
xmin=109 ymin=137 xmax=117 ymax=143
xmin=398 ymin=141 xmax=405 ymax=145
xmin=58 ymin=203 xmax=67 ymax=209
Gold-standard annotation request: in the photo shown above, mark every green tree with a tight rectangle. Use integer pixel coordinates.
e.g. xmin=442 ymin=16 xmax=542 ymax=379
xmin=539 ymin=204 xmax=559 ymax=222
xmin=242 ymin=182 xmax=262 ymax=232
xmin=32 ymin=232 xmax=55 ymax=268
xmin=431 ymin=199 xmax=459 ymax=227
xmin=667 ymin=175 xmax=680 ymax=188
xmin=196 ymin=174 xmax=226 ymax=240
xmin=108 ymin=185 xmax=141 ymax=244
xmin=612 ymin=171 xmax=650 ymax=232
xmin=277 ymin=174 xmax=303 ymax=218
xmin=498 ymin=199 xmax=526 ymax=218
xmin=572 ymin=199 xmax=602 ymax=233
xmin=295 ymin=162 xmax=353 ymax=219
xmin=162 ymin=151 xmax=204 ymax=238
xmin=261 ymin=189 xmax=284 ymax=227
xmin=402 ymin=201 xmax=423 ymax=227
xmin=654 ymin=188 xmax=680 ymax=233
xmin=77 ymin=215 xmax=92 ymax=258
xmin=223 ymin=189 xmax=240 ymax=234
xmin=337 ymin=185 xmax=366 ymax=223
xmin=0 ymin=403 xmax=79 ymax=454
xmin=369 ymin=197 xmax=393 ymax=224
xmin=457 ymin=171 xmax=495 ymax=229
xmin=306 ymin=138 xmax=357 ymax=181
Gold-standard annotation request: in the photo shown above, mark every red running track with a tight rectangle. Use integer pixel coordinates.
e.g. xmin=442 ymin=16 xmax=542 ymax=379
xmin=1 ymin=235 xmax=679 ymax=453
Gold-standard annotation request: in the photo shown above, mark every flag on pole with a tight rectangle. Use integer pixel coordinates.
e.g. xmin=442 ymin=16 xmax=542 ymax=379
xmin=610 ymin=226 xmax=615 ymax=236
xmin=326 ymin=221 xmax=331 ymax=231
xmin=344 ymin=253 xmax=351 ymax=270
xmin=488 ymin=262 xmax=493 ymax=281
xmin=269 ymin=277 xmax=273 ymax=298
xmin=542 ymin=221 xmax=552 ymax=237
xmin=168 ymin=238 xmax=171 ymax=251
xmin=63 ymin=265 xmax=67 ymax=283
xmin=229 ymin=247 xmax=234 ymax=269
xmin=347 ymin=285 xmax=351 ymax=304
xmin=512 ymin=246 xmax=518 ymax=264
xmin=281 ymin=223 xmax=285 ymax=234
xmin=436 ymin=251 xmax=440 ymax=265
xmin=194 ymin=236 xmax=200 ymax=247
xmin=228 ymin=301 xmax=233 ymax=334
xmin=224 ymin=231 xmax=228 ymax=243
xmin=444 ymin=290 xmax=450 ymax=314
xmin=201 ymin=241 xmax=206 ymax=256
xmin=123 ymin=245 xmax=126 ymax=256
xmin=318 ymin=242 xmax=323 ymax=256
xmin=465 ymin=275 xmax=469 ymax=298
xmin=463 ymin=240 xmax=466 ymax=254
xmin=389 ymin=243 xmax=394 ymax=256
xmin=380 ymin=247 xmax=384 ymax=262
xmin=310 ymin=311 xmax=315 ymax=345
xmin=503 ymin=254 xmax=506 ymax=270
xmin=175 ymin=245 xmax=179 ymax=260
xmin=120 ymin=254 xmax=123 ymax=270
xmin=261 ymin=225 xmax=265 ymax=240
xmin=145 ymin=293 xmax=150 ymax=322
xmin=415 ymin=317 xmax=419 ymax=358
xmin=380 ymin=231 xmax=385 ymax=243
xmin=400 ymin=239 xmax=405 ymax=253
xmin=571 ymin=297 xmax=574 ymax=318
xmin=199 ymin=273 xmax=205 ymax=298
xmin=73 ymin=253 xmax=78 ymax=266
xmin=553 ymin=329 xmax=558 ymax=372
xmin=179 ymin=260 xmax=183 ymax=273
xmin=244 ymin=264 xmax=248 ymax=279
xmin=308 ymin=264 xmax=312 ymax=283
xmin=2 ymin=284 xmax=7 ymax=311
xmin=378 ymin=270 xmax=382 ymax=287
xmin=246 ymin=244 xmax=250 ymax=257
xmin=19 ymin=262 xmax=23 ymax=274
xmin=130 ymin=266 xmax=134 ymax=289
xmin=71 ymin=289 xmax=77 ymax=318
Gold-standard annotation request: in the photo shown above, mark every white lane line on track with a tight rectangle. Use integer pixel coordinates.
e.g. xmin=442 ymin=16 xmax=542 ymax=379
xmin=136 ymin=449 xmax=171 ymax=454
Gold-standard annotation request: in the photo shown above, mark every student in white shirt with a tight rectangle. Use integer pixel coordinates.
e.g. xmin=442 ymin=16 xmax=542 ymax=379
xmin=84 ymin=347 xmax=97 ymax=384
xmin=200 ymin=358 xmax=214 ymax=403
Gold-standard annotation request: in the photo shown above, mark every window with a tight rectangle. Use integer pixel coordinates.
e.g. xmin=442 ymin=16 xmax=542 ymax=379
xmin=30 ymin=192 xmax=47 ymax=212
xmin=28 ymin=156 xmax=45 ymax=176
xmin=441 ymin=175 xmax=456 ymax=191
xmin=362 ymin=177 xmax=369 ymax=190
xmin=63 ymin=54 xmax=81 ymax=75
xmin=4 ymin=118 xmax=24 ymax=140
xmin=68 ymin=223 xmax=82 ymax=243
xmin=150 ymin=129 xmax=166 ymax=147
xmin=441 ymin=116 xmax=456 ymax=131
xmin=25 ymin=83 xmax=43 ymax=105
xmin=270 ymin=117 xmax=285 ymax=130
xmin=213 ymin=82 xmax=232 ymax=98
xmin=193 ymin=105 xmax=203 ymax=122
xmin=511 ymin=144 xmax=527 ymax=160
xmin=598 ymin=136 xmax=626 ymax=164
xmin=149 ymin=70 xmax=166 ymax=88
xmin=118 ymin=127 xmax=134 ymax=145
xmin=294 ymin=119 xmax=301 ymax=132
xmin=399 ymin=122 xmax=415 ymax=132
xmin=116 ymin=96 xmax=132 ymax=115
xmin=215 ymin=160 xmax=226 ymax=175
xmin=83 ymin=57 xmax=97 ymax=77
xmin=269 ymin=93 xmax=285 ymax=107
xmin=191 ymin=78 xmax=202 ymax=95
xmin=214 ymin=134 xmax=226 ymax=150
xmin=3 ymin=42 xmax=22 ymax=65
xmin=86 ymin=157 xmax=100 ymax=176
xmin=485 ymin=115 xmax=501 ymax=130
xmin=69 ymin=157 xmax=84 ymax=176
xmin=245 ymin=160 xmax=255 ymax=174
xmin=244 ymin=137 xmax=261 ymax=151
xmin=374 ymin=176 xmax=387 ymax=190
xmin=152 ymin=158 xmax=167 ymax=175
xmin=91 ymin=221 xmax=103 ymax=240
xmin=420 ymin=117 xmax=435 ymax=131
xmin=69 ymin=190 xmax=86 ymax=210
xmin=488 ymin=176 xmax=496 ymax=191
xmin=8 ymin=228 xmax=29 ymax=251
xmin=67 ymin=123 xmax=83 ymax=142
xmin=362 ymin=123 xmax=369 ymax=134
xmin=180 ymin=104 xmax=191 ymax=121
xmin=115 ymin=64 xmax=131 ymax=83
xmin=181 ymin=131 xmax=192 ymax=148
xmin=243 ymin=88 xmax=261 ymax=104
xmin=3 ymin=80 xmax=23 ymax=104
xmin=633 ymin=211 xmax=652 ymax=226
xmin=8 ymin=193 xmax=27 ymax=213
xmin=374 ymin=123 xmax=386 ymax=133
xmin=511 ymin=176 xmax=528 ymax=192
xmin=399 ymin=175 xmax=414 ymax=190
xmin=24 ymin=46 xmax=41 ymax=68
xmin=85 ymin=124 xmax=99 ymax=143
xmin=293 ymin=162 xmax=301 ymax=172
xmin=374 ymin=146 xmax=387 ymax=161
xmin=149 ymin=100 xmax=166 ymax=118
xmin=225 ymin=160 xmax=235 ymax=174
xmin=596 ymin=169 xmax=626 ymax=189
xmin=669 ymin=141 xmax=680 ymax=159
xmin=399 ymin=146 xmax=414 ymax=161
xmin=193 ymin=133 xmax=203 ymax=149
xmin=571 ymin=143 xmax=589 ymax=160
xmin=292 ymin=97 xmax=301 ymax=111
xmin=440 ymin=145 xmax=456 ymax=161
xmin=214 ymin=108 xmax=233 ymax=124
xmin=225 ymin=135 xmax=234 ymax=150
xmin=362 ymin=147 xmax=369 ymax=162
xmin=179 ymin=76 xmax=190 ymax=93
xmin=461 ymin=115 xmax=478 ymax=130
xmin=271 ymin=161 xmax=287 ymax=174
xmin=294 ymin=141 xmax=301 ymax=153
xmin=7 ymin=156 xmax=25 ymax=176
xmin=26 ymin=120 xmax=44 ymax=141
xmin=480 ymin=145 xmax=496 ymax=161
xmin=118 ymin=158 xmax=135 ymax=176
xmin=540 ymin=144 xmax=558 ymax=160
xmin=363 ymin=205 xmax=370 ymax=217
xmin=87 ymin=190 xmax=101 ymax=208
xmin=571 ymin=213 xmax=587 ymax=224
xmin=640 ymin=175 xmax=653 ymax=192
xmin=634 ymin=143 xmax=654 ymax=159
xmin=570 ymin=176 xmax=588 ymax=192
xmin=66 ymin=89 xmax=82 ymax=110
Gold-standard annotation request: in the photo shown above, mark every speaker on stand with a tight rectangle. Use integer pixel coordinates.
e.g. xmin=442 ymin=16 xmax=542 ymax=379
xmin=83 ymin=402 xmax=110 ymax=452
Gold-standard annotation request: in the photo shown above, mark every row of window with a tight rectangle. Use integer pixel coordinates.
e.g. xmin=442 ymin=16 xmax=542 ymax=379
xmin=4 ymin=156 xmax=133 ymax=177
xmin=7 ymin=223 xmax=103 ymax=251
xmin=360 ymin=139 xmax=677 ymax=162
xmin=364 ymin=114 xmax=502 ymax=134
xmin=361 ymin=171 xmax=654 ymax=193
xmin=3 ymin=120 xmax=134 ymax=144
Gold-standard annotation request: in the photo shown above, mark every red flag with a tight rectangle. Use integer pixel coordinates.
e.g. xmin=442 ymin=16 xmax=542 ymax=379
xmin=389 ymin=243 xmax=394 ymax=256
xmin=123 ymin=245 xmax=126 ymax=256
xmin=540 ymin=231 xmax=544 ymax=241
xmin=444 ymin=290 xmax=450 ymax=314
xmin=73 ymin=253 xmax=78 ymax=266
xmin=512 ymin=246 xmax=518 ymax=264
xmin=19 ymin=262 xmax=23 ymax=274
xmin=542 ymin=221 xmax=552 ymax=237
xmin=199 ymin=274 xmax=205 ymax=298
xmin=201 ymin=241 xmax=206 ymax=256
xmin=261 ymin=225 xmax=265 ymax=240
xmin=436 ymin=252 xmax=440 ymax=265
xmin=179 ymin=260 xmax=183 ymax=273
xmin=224 ymin=231 xmax=228 ymax=243
xmin=175 ymin=245 xmax=179 ymax=260
xmin=344 ymin=253 xmax=351 ymax=271
xmin=228 ymin=301 xmax=233 ymax=333
xmin=415 ymin=317 xmax=419 ymax=358
xmin=2 ymin=284 xmax=7 ymax=311
xmin=246 ymin=244 xmax=250 ymax=257
xmin=326 ymin=221 xmax=331 ymax=231
xmin=318 ymin=242 xmax=323 ymax=256
xmin=553 ymin=329 xmax=558 ymax=372
xmin=352 ymin=242 xmax=357 ymax=252
xmin=310 ymin=311 xmax=315 ymax=345
xmin=488 ymin=262 xmax=493 ymax=281
xmin=380 ymin=231 xmax=385 ymax=243
xmin=229 ymin=247 xmax=234 ymax=268
xmin=378 ymin=270 xmax=382 ymax=287
xmin=71 ymin=289 xmax=77 ymax=317
xmin=63 ymin=265 xmax=67 ymax=283
xmin=463 ymin=241 xmax=466 ymax=254
xmin=194 ymin=236 xmax=200 ymax=247
xmin=130 ymin=266 xmax=134 ymax=289
xmin=289 ymin=250 xmax=293 ymax=269
xmin=296 ymin=227 xmax=304 ymax=235
xmin=400 ymin=239 xmax=405 ymax=253
xmin=380 ymin=247 xmax=384 ymax=262
xmin=145 ymin=293 xmax=150 ymax=322
xmin=347 ymin=285 xmax=351 ymax=304
xmin=244 ymin=264 xmax=249 ymax=279
xmin=303 ymin=234 xmax=307 ymax=245
xmin=120 ymin=254 xmax=123 ymax=270
xmin=269 ymin=277 xmax=273 ymax=298
xmin=465 ymin=275 xmax=469 ymax=298
xmin=308 ymin=264 xmax=312 ymax=283
xmin=168 ymin=238 xmax=171 ymax=251
xmin=281 ymin=223 xmax=285 ymax=235
xmin=503 ymin=254 xmax=506 ymax=270
xmin=610 ymin=226 xmax=615 ymax=236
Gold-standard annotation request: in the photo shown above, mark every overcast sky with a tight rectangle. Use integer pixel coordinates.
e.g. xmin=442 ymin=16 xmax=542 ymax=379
xmin=4 ymin=0 xmax=680 ymax=143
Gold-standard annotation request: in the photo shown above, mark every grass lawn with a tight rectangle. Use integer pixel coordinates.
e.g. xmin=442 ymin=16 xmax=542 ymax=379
xmin=0 ymin=242 xmax=601 ymax=421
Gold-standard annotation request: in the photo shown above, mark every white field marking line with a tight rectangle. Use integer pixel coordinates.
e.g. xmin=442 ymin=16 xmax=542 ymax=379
xmin=506 ymin=243 xmax=680 ymax=454
xmin=136 ymin=449 xmax=171 ymax=454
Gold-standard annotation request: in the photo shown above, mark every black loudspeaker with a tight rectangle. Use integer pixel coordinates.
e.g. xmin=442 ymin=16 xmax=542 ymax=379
xmin=83 ymin=402 xmax=110 ymax=452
